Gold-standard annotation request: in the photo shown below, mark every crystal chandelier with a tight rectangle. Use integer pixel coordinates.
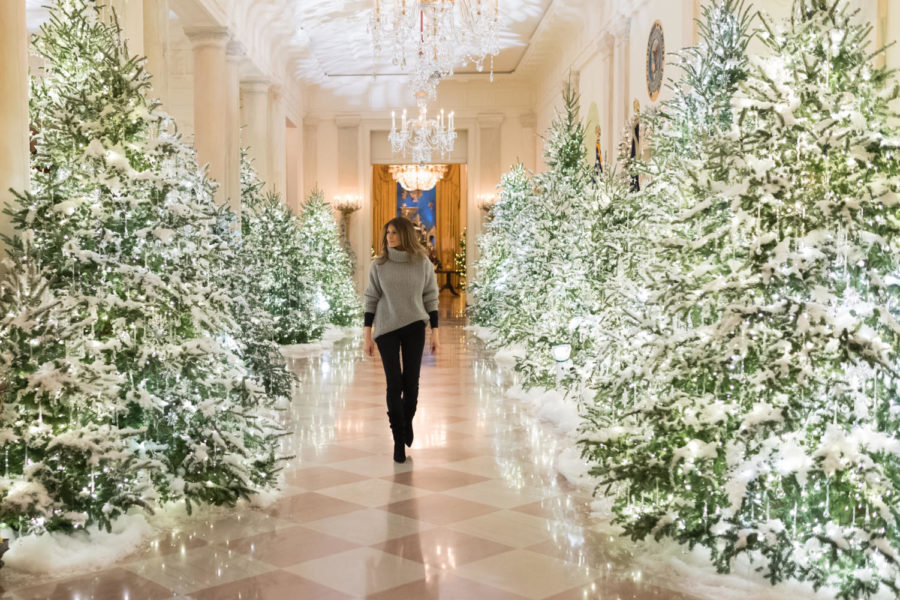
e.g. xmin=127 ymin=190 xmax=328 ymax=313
xmin=389 ymin=164 xmax=449 ymax=192
xmin=390 ymin=93 xmax=457 ymax=164
xmin=369 ymin=0 xmax=500 ymax=101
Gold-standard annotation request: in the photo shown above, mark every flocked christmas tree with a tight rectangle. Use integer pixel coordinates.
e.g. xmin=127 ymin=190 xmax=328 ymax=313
xmin=296 ymin=189 xmax=362 ymax=328
xmin=581 ymin=0 xmax=753 ymax=409
xmin=0 ymin=241 xmax=149 ymax=533
xmin=471 ymin=83 xmax=601 ymax=386
xmin=210 ymin=177 xmax=294 ymax=404
xmin=468 ymin=162 xmax=534 ymax=330
xmin=582 ymin=1 xmax=900 ymax=597
xmin=0 ymin=0 xmax=285 ymax=533
xmin=240 ymin=153 xmax=325 ymax=344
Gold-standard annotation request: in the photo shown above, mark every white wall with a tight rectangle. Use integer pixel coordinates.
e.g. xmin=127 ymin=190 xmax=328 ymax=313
xmin=166 ymin=16 xmax=195 ymax=139
xmin=532 ymin=0 xmax=900 ymax=176
xmin=285 ymin=119 xmax=302 ymax=212
xmin=628 ymin=0 xmax=690 ymax=109
xmin=889 ymin=0 xmax=900 ymax=72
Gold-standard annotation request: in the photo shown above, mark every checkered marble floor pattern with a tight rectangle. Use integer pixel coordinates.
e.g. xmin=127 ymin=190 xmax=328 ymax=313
xmin=0 ymin=295 xmax=696 ymax=599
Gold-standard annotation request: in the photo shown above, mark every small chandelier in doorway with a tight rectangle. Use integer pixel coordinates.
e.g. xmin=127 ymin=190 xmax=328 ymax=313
xmin=390 ymin=92 xmax=456 ymax=165
xmin=389 ymin=164 xmax=448 ymax=195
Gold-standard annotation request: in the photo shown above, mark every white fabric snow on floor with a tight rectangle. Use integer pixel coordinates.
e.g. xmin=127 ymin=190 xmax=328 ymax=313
xmin=280 ymin=325 xmax=358 ymax=358
xmin=4 ymin=513 xmax=154 ymax=574
xmin=471 ymin=325 xmax=897 ymax=600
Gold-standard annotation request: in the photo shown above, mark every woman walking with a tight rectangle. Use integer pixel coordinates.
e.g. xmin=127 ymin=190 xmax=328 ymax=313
xmin=364 ymin=217 xmax=440 ymax=463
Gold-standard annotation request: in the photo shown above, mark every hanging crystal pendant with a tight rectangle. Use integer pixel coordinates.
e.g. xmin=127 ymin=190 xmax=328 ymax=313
xmin=389 ymin=92 xmax=457 ymax=164
xmin=369 ymin=0 xmax=500 ymax=100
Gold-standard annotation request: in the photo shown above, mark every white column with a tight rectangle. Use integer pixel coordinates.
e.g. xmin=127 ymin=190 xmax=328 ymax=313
xmin=303 ymin=116 xmax=320 ymax=198
xmin=268 ymin=84 xmax=287 ymax=199
xmin=886 ymin=0 xmax=900 ymax=115
xmin=0 ymin=0 xmax=29 ymax=253
xmin=143 ymin=0 xmax=169 ymax=106
xmin=867 ymin=0 xmax=883 ymax=55
xmin=185 ymin=26 xmax=230 ymax=206
xmin=241 ymin=78 xmax=271 ymax=190
xmin=693 ymin=0 xmax=702 ymax=45
xmin=285 ymin=122 xmax=302 ymax=213
xmin=878 ymin=0 xmax=895 ymax=69
xmin=518 ymin=112 xmax=537 ymax=171
xmin=601 ymin=32 xmax=615 ymax=166
xmin=475 ymin=113 xmax=504 ymax=258
xmin=224 ymin=41 xmax=243 ymax=214
xmin=336 ymin=114 xmax=360 ymax=193
xmin=612 ymin=18 xmax=631 ymax=166
xmin=105 ymin=0 xmax=145 ymax=56
xmin=477 ymin=113 xmax=504 ymax=191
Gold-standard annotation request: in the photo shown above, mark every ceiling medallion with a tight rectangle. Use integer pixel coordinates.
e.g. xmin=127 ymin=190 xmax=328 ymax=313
xmin=389 ymin=164 xmax=449 ymax=194
xmin=369 ymin=0 xmax=500 ymax=101
xmin=390 ymin=92 xmax=457 ymax=164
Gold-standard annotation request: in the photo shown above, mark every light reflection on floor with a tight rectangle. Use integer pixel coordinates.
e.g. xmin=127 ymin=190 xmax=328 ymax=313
xmin=2 ymin=292 xmax=696 ymax=600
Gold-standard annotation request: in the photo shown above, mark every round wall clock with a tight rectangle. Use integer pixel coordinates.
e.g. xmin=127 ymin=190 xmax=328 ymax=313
xmin=646 ymin=20 xmax=665 ymax=102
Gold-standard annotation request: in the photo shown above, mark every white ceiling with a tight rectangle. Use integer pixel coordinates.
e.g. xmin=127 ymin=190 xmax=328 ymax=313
xmin=27 ymin=0 xmax=588 ymax=95
xmin=285 ymin=0 xmax=553 ymax=78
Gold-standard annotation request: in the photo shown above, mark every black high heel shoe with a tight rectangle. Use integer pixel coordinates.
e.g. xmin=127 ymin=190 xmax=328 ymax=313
xmin=405 ymin=419 xmax=414 ymax=447
xmin=393 ymin=440 xmax=406 ymax=463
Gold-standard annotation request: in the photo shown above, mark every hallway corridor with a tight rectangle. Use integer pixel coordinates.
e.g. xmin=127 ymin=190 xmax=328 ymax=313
xmin=2 ymin=296 xmax=691 ymax=599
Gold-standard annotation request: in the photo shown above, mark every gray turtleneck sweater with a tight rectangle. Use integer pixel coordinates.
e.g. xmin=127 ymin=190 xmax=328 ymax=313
xmin=364 ymin=247 xmax=439 ymax=339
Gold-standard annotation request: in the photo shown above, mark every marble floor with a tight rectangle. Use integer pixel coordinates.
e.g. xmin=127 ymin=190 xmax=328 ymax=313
xmin=0 ymin=294 xmax=696 ymax=599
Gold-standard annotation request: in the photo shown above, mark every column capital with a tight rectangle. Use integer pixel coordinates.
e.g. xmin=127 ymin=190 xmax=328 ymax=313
xmin=184 ymin=25 xmax=229 ymax=49
xmin=519 ymin=112 xmax=536 ymax=129
xmin=241 ymin=77 xmax=271 ymax=94
xmin=303 ymin=116 xmax=321 ymax=127
xmin=226 ymin=39 xmax=245 ymax=60
xmin=477 ymin=113 xmax=505 ymax=128
xmin=599 ymin=31 xmax=615 ymax=53
xmin=335 ymin=114 xmax=361 ymax=128
xmin=611 ymin=16 xmax=630 ymax=42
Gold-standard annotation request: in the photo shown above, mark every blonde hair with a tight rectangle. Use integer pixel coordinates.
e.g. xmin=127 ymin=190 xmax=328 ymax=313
xmin=376 ymin=217 xmax=428 ymax=264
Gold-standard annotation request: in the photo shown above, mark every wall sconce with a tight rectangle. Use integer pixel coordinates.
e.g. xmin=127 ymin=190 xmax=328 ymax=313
xmin=334 ymin=194 xmax=362 ymax=215
xmin=476 ymin=193 xmax=497 ymax=213
xmin=333 ymin=195 xmax=362 ymax=273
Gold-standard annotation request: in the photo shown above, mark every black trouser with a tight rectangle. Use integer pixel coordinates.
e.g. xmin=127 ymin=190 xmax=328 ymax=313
xmin=375 ymin=321 xmax=426 ymax=439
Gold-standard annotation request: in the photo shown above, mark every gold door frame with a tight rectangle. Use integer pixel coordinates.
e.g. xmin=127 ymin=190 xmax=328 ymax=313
xmin=371 ymin=164 xmax=463 ymax=270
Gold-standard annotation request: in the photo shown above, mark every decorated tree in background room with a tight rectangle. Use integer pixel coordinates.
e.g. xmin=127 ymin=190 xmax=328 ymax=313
xmin=0 ymin=0 xmax=285 ymax=534
xmin=240 ymin=154 xmax=325 ymax=344
xmin=454 ymin=229 xmax=467 ymax=291
xmin=297 ymin=189 xmax=362 ymax=328
xmin=582 ymin=1 xmax=900 ymax=597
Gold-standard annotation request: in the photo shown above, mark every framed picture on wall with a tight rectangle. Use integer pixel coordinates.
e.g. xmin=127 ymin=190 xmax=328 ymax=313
xmin=584 ymin=101 xmax=602 ymax=174
xmin=646 ymin=20 xmax=665 ymax=102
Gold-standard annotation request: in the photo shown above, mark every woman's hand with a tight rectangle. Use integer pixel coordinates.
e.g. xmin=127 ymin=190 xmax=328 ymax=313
xmin=430 ymin=328 xmax=439 ymax=354
xmin=364 ymin=328 xmax=375 ymax=357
